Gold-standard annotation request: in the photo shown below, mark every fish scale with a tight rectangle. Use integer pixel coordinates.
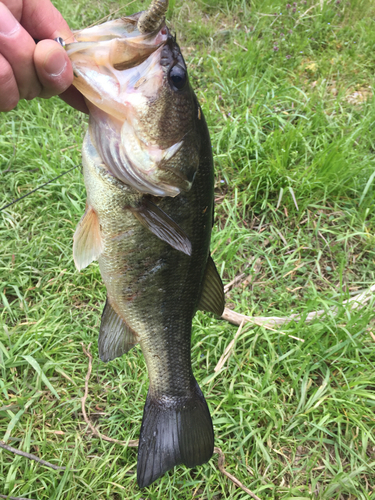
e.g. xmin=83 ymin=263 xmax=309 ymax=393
xmin=68 ymin=8 xmax=224 ymax=488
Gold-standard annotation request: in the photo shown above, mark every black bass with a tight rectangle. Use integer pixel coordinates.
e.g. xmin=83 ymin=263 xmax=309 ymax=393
xmin=66 ymin=0 xmax=224 ymax=488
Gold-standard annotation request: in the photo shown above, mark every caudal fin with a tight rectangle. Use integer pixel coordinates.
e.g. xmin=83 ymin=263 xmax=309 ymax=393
xmin=137 ymin=379 xmax=214 ymax=488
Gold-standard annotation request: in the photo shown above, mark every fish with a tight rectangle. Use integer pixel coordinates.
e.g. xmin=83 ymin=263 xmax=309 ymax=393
xmin=65 ymin=0 xmax=224 ymax=488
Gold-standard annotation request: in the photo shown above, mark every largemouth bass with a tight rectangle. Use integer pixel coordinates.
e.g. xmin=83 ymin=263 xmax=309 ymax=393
xmin=66 ymin=1 xmax=224 ymax=488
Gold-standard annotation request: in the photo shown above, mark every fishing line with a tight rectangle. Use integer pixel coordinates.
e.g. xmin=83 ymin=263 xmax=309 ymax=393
xmin=0 ymin=164 xmax=80 ymax=212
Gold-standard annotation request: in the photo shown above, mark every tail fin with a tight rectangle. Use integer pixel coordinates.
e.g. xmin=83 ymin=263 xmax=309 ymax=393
xmin=137 ymin=379 xmax=214 ymax=488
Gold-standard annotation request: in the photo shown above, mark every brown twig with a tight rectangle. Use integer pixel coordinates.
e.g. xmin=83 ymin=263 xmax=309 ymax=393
xmin=224 ymin=257 xmax=257 ymax=294
xmin=214 ymin=448 xmax=261 ymax=500
xmin=233 ymin=40 xmax=248 ymax=52
xmin=215 ymin=320 xmax=246 ymax=372
xmin=0 ymin=441 xmax=71 ymax=471
xmin=0 ymin=495 xmax=35 ymax=500
xmin=224 ymin=272 xmax=247 ymax=294
xmin=222 ymin=283 xmax=375 ymax=339
xmin=222 ymin=308 xmax=305 ymax=342
xmin=80 ymin=343 xmax=138 ymax=447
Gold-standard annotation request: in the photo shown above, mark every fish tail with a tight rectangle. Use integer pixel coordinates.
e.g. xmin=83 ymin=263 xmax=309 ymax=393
xmin=137 ymin=379 xmax=214 ymax=488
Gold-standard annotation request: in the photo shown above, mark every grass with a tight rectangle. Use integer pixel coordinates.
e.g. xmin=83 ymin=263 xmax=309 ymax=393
xmin=1 ymin=0 xmax=375 ymax=498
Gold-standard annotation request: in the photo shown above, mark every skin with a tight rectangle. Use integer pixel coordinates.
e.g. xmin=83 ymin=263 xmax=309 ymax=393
xmin=0 ymin=0 xmax=88 ymax=112
xmin=70 ymin=17 xmax=222 ymax=486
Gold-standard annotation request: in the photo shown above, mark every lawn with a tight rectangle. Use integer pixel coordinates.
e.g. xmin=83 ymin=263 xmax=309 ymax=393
xmin=1 ymin=0 xmax=375 ymax=498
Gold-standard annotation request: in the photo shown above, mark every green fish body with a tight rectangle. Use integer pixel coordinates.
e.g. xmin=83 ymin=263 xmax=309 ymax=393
xmin=68 ymin=13 xmax=224 ymax=488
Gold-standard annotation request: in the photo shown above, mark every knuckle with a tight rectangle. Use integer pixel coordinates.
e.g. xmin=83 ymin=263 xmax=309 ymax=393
xmin=0 ymin=59 xmax=19 ymax=111
xmin=21 ymin=83 xmax=42 ymax=101
xmin=0 ymin=60 xmax=14 ymax=88
xmin=0 ymin=90 xmax=19 ymax=111
xmin=1 ymin=99 xmax=18 ymax=112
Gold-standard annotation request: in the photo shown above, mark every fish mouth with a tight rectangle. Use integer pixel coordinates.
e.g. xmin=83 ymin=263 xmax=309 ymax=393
xmin=66 ymin=19 xmax=169 ymax=122
xmin=68 ymin=12 xmax=192 ymax=198
xmin=65 ymin=16 xmax=169 ymax=75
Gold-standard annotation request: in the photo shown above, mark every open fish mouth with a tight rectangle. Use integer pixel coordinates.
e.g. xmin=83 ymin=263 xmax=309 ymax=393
xmin=65 ymin=16 xmax=169 ymax=77
xmin=66 ymin=18 xmax=196 ymax=198
xmin=66 ymin=17 xmax=182 ymax=196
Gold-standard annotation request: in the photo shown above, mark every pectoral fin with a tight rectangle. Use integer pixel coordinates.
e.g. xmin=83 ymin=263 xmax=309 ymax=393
xmin=73 ymin=206 xmax=103 ymax=271
xmin=99 ymin=298 xmax=139 ymax=362
xmin=129 ymin=197 xmax=192 ymax=256
xmin=198 ymin=256 xmax=225 ymax=316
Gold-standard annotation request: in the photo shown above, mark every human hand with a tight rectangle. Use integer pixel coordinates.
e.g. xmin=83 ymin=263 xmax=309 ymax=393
xmin=0 ymin=0 xmax=88 ymax=113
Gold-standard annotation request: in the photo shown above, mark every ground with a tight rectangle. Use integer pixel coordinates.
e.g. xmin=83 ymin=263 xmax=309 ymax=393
xmin=1 ymin=0 xmax=375 ymax=498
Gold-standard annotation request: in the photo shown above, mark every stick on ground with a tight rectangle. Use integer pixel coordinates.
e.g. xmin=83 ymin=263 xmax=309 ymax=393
xmin=0 ymin=441 xmax=70 ymax=471
xmin=80 ymin=343 xmax=138 ymax=447
xmin=214 ymin=447 xmax=261 ymax=500
xmin=215 ymin=320 xmax=245 ymax=372
xmin=222 ymin=283 xmax=375 ymax=332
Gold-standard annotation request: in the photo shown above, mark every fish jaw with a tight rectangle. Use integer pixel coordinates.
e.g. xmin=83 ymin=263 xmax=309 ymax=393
xmin=67 ymin=18 xmax=190 ymax=195
xmin=66 ymin=17 xmax=168 ymax=120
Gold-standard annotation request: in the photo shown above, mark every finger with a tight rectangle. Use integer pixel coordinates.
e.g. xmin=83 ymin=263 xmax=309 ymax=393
xmin=20 ymin=0 xmax=74 ymax=43
xmin=1 ymin=1 xmax=22 ymax=21
xmin=0 ymin=53 xmax=18 ymax=111
xmin=0 ymin=3 xmax=42 ymax=100
xmin=59 ymin=86 xmax=89 ymax=114
xmin=33 ymin=39 xmax=73 ymax=99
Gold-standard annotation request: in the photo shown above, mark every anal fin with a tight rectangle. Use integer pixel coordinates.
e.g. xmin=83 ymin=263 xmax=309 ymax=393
xmin=198 ymin=256 xmax=225 ymax=316
xmin=73 ymin=206 xmax=103 ymax=271
xmin=129 ymin=197 xmax=192 ymax=256
xmin=99 ymin=298 xmax=139 ymax=362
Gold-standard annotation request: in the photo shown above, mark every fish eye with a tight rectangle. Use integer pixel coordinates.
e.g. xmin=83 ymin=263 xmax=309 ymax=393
xmin=168 ymin=64 xmax=187 ymax=90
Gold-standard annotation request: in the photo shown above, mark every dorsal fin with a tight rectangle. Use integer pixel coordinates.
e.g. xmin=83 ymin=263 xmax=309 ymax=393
xmin=99 ymin=298 xmax=139 ymax=362
xmin=73 ymin=206 xmax=103 ymax=271
xmin=198 ymin=256 xmax=225 ymax=316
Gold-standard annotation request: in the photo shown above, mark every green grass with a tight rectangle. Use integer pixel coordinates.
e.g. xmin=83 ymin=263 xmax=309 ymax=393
xmin=1 ymin=0 xmax=375 ymax=498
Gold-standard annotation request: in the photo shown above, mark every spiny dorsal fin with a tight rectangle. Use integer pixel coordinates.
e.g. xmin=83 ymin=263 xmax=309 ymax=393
xmin=129 ymin=197 xmax=192 ymax=256
xmin=99 ymin=298 xmax=139 ymax=362
xmin=73 ymin=206 xmax=103 ymax=271
xmin=198 ymin=256 xmax=225 ymax=316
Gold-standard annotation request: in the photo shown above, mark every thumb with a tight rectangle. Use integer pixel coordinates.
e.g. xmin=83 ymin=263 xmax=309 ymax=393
xmin=34 ymin=39 xmax=73 ymax=98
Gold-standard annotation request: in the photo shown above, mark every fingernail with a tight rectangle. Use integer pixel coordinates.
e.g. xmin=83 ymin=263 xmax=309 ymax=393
xmin=44 ymin=50 xmax=67 ymax=77
xmin=0 ymin=4 xmax=20 ymax=36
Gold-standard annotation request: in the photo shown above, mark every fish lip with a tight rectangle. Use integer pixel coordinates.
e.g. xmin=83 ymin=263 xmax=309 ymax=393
xmin=65 ymin=22 xmax=169 ymax=69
